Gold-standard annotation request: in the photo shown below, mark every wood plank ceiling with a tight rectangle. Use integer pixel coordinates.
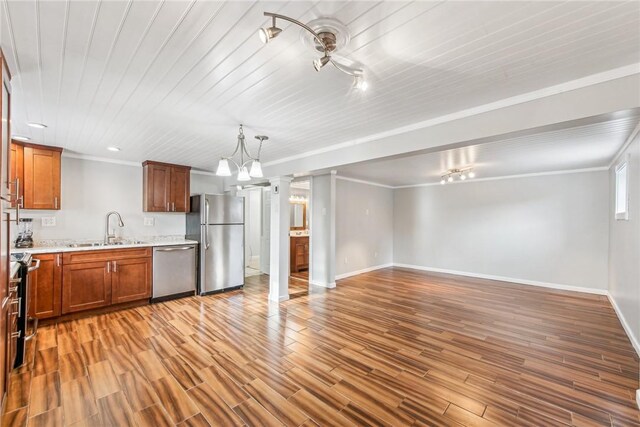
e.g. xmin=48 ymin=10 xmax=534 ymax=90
xmin=1 ymin=1 xmax=639 ymax=171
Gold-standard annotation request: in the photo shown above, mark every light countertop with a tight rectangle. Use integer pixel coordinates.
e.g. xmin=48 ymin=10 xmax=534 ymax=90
xmin=11 ymin=237 xmax=198 ymax=255
xmin=10 ymin=261 xmax=19 ymax=278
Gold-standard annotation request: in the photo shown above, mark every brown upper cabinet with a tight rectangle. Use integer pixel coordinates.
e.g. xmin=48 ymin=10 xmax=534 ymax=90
xmin=142 ymin=160 xmax=191 ymax=213
xmin=11 ymin=141 xmax=62 ymax=210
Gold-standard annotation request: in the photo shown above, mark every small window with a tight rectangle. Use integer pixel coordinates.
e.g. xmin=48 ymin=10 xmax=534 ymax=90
xmin=615 ymin=158 xmax=629 ymax=220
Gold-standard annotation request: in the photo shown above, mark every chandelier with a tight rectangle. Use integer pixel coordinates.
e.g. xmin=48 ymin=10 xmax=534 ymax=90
xmin=440 ymin=168 xmax=475 ymax=185
xmin=258 ymin=12 xmax=368 ymax=90
xmin=215 ymin=125 xmax=267 ymax=181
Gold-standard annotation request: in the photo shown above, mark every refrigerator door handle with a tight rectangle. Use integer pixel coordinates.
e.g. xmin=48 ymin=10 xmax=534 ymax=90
xmin=204 ymin=225 xmax=210 ymax=250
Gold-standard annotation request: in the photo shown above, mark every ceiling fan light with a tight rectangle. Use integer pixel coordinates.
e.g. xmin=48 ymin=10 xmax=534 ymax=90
xmin=249 ymin=161 xmax=263 ymax=178
xmin=313 ymin=55 xmax=331 ymax=72
xmin=237 ymin=166 xmax=251 ymax=181
xmin=216 ymin=159 xmax=231 ymax=176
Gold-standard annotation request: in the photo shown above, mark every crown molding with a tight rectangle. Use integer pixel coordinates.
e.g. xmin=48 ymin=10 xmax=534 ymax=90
xmin=335 ymin=175 xmax=394 ymax=189
xmin=264 ymin=63 xmax=640 ymax=168
xmin=393 ymin=167 xmax=609 ymax=189
xmin=608 ymin=120 xmax=640 ymax=169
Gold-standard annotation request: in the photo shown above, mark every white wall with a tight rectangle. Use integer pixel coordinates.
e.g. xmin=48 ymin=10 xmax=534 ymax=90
xmin=16 ymin=157 xmax=223 ymax=242
xmin=608 ymin=135 xmax=640 ymax=354
xmin=238 ymin=187 xmax=262 ymax=263
xmin=335 ymin=178 xmax=394 ymax=277
xmin=393 ymin=171 xmax=610 ymax=292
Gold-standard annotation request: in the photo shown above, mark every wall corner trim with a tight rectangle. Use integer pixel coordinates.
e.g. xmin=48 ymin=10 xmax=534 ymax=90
xmin=606 ymin=293 xmax=640 ymax=357
xmin=335 ymin=263 xmax=394 ymax=280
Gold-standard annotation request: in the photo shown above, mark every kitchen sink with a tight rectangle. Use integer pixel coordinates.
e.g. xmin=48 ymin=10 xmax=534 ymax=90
xmin=67 ymin=240 xmax=147 ymax=248
xmin=67 ymin=242 xmax=105 ymax=248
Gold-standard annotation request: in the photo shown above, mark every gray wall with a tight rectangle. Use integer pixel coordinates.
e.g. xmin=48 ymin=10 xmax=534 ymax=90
xmin=608 ymin=135 xmax=640 ymax=353
xmin=335 ymin=178 xmax=394 ymax=277
xmin=18 ymin=157 xmax=223 ymax=241
xmin=393 ymin=171 xmax=610 ymax=291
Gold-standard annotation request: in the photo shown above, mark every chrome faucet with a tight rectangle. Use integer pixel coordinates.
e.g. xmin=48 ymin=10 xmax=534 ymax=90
xmin=105 ymin=211 xmax=125 ymax=244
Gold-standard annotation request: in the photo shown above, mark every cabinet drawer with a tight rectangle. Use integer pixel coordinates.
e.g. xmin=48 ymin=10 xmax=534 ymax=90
xmin=63 ymin=247 xmax=152 ymax=264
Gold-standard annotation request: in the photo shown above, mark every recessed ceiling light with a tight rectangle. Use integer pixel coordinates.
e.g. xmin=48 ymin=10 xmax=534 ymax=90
xmin=27 ymin=122 xmax=47 ymax=129
xmin=107 ymin=146 xmax=121 ymax=152
xmin=12 ymin=135 xmax=31 ymax=141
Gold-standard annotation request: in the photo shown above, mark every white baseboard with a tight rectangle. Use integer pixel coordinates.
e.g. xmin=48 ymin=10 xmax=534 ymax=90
xmin=335 ymin=263 xmax=394 ymax=280
xmin=392 ymin=263 xmax=608 ymax=295
xmin=310 ymin=281 xmax=336 ymax=288
xmin=607 ymin=293 xmax=640 ymax=357
xmin=268 ymin=293 xmax=289 ymax=302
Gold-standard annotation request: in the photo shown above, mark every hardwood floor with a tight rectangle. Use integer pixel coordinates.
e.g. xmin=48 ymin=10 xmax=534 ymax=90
xmin=1 ymin=267 xmax=638 ymax=426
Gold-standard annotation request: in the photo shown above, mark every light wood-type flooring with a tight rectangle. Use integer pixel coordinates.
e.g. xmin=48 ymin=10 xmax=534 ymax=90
xmin=1 ymin=268 xmax=639 ymax=426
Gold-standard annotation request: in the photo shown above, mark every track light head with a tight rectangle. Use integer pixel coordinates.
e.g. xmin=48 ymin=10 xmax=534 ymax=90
xmin=313 ymin=55 xmax=331 ymax=71
xmin=258 ymin=25 xmax=282 ymax=44
xmin=353 ymin=75 xmax=368 ymax=91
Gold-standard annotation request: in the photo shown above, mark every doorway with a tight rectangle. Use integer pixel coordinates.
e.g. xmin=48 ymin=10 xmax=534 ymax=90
xmin=289 ymin=179 xmax=311 ymax=288
xmin=238 ymin=187 xmax=263 ymax=277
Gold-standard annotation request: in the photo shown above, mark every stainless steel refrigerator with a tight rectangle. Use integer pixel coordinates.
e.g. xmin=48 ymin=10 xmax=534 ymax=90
xmin=186 ymin=194 xmax=245 ymax=295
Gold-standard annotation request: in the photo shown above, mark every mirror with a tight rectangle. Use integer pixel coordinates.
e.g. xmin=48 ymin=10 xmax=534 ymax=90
xmin=290 ymin=202 xmax=306 ymax=230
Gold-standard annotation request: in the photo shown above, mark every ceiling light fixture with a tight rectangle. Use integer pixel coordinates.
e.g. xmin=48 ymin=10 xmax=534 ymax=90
xmin=259 ymin=12 xmax=368 ymax=90
xmin=107 ymin=146 xmax=121 ymax=152
xmin=440 ymin=168 xmax=475 ymax=184
xmin=12 ymin=135 xmax=30 ymax=142
xmin=216 ymin=125 xmax=267 ymax=181
xmin=27 ymin=122 xmax=47 ymax=129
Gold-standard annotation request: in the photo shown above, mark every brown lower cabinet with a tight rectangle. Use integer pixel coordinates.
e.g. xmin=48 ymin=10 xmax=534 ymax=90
xmin=290 ymin=236 xmax=309 ymax=273
xmin=29 ymin=253 xmax=62 ymax=319
xmin=26 ymin=248 xmax=152 ymax=317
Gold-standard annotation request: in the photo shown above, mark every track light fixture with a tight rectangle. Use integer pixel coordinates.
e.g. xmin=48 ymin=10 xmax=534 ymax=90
xmin=216 ymin=125 xmax=267 ymax=181
xmin=259 ymin=12 xmax=368 ymax=90
xmin=440 ymin=168 xmax=475 ymax=184
xmin=258 ymin=16 xmax=282 ymax=44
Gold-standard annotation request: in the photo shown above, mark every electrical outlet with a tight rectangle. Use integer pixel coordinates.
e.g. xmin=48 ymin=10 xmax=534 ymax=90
xmin=144 ymin=217 xmax=155 ymax=226
xmin=41 ymin=217 xmax=56 ymax=227
xmin=344 ymin=257 xmax=348 ymax=264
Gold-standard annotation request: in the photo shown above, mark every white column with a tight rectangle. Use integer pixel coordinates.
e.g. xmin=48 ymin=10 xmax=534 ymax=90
xmin=310 ymin=171 xmax=336 ymax=288
xmin=268 ymin=176 xmax=292 ymax=302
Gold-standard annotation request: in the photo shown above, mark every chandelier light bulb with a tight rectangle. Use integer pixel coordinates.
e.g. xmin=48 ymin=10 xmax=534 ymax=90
xmin=237 ymin=167 xmax=251 ymax=181
xmin=216 ymin=159 xmax=232 ymax=176
xmin=460 ymin=173 xmax=466 ymax=180
xmin=447 ymin=176 xmax=454 ymax=183
xmin=468 ymin=171 xmax=475 ymax=178
xmin=440 ymin=179 xmax=446 ymax=185
xmin=249 ymin=161 xmax=263 ymax=178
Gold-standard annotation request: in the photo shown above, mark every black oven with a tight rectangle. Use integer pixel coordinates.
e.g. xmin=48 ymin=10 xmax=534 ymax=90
xmin=10 ymin=252 xmax=39 ymax=367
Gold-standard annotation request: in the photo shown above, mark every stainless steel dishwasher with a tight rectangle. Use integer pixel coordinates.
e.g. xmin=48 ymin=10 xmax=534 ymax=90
xmin=152 ymin=244 xmax=197 ymax=302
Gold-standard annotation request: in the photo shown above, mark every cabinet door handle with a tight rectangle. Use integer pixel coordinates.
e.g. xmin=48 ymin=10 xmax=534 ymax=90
xmin=56 ymin=254 xmax=61 ymax=267
xmin=113 ymin=261 xmax=117 ymax=272
xmin=107 ymin=261 xmax=110 ymax=273
xmin=54 ymin=197 xmax=58 ymax=209
xmin=11 ymin=331 xmax=21 ymax=339
xmin=172 ymin=202 xmax=175 ymax=212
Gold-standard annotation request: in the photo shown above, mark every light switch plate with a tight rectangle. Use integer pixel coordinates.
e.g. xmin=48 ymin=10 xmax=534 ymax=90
xmin=144 ymin=217 xmax=155 ymax=226
xmin=41 ymin=217 xmax=56 ymax=227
